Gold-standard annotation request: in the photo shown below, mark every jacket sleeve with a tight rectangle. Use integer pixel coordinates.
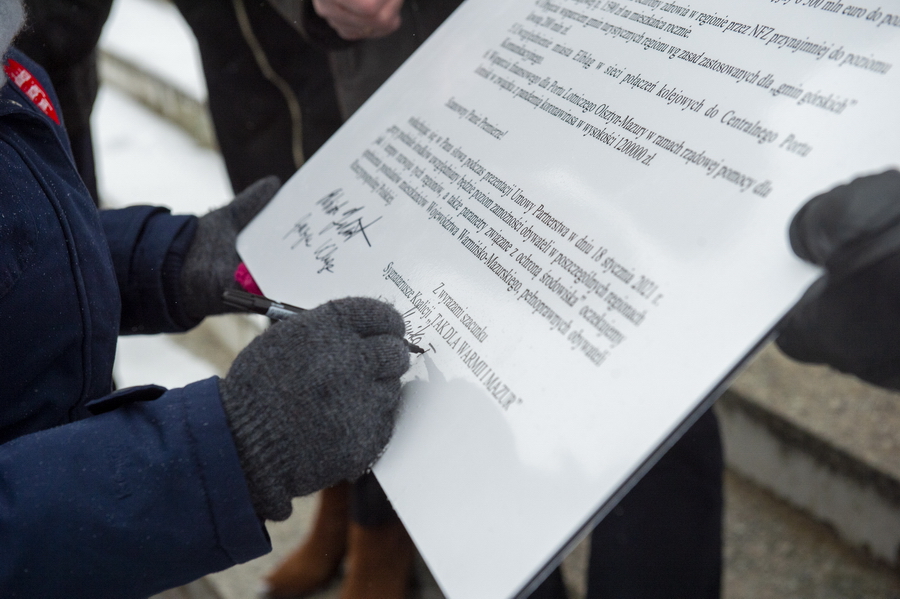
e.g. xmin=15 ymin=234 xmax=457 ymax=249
xmin=0 ymin=378 xmax=271 ymax=599
xmin=99 ymin=206 xmax=201 ymax=334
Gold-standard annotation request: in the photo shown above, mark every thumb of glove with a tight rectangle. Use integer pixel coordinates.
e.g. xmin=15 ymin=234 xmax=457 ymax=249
xmin=227 ymin=176 xmax=283 ymax=231
xmin=180 ymin=176 xmax=281 ymax=321
xmin=789 ymin=170 xmax=900 ymax=277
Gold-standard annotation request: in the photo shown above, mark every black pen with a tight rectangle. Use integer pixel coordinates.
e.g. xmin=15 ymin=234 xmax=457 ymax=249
xmin=223 ymin=289 xmax=426 ymax=354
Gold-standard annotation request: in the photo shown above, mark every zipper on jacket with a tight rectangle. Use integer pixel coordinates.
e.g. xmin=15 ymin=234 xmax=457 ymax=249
xmin=232 ymin=0 xmax=306 ymax=169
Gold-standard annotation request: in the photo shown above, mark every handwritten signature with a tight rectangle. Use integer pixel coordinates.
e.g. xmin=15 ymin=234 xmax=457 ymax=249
xmin=320 ymin=207 xmax=382 ymax=247
xmin=283 ymin=214 xmax=314 ymax=249
xmin=283 ymin=189 xmax=382 ymax=274
xmin=313 ymin=241 xmax=339 ymax=274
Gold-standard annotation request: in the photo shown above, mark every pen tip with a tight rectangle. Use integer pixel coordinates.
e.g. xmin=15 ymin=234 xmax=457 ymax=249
xmin=407 ymin=341 xmax=426 ymax=354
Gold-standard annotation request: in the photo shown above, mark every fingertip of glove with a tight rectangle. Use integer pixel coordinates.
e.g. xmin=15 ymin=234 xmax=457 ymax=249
xmin=789 ymin=179 xmax=853 ymax=265
xmin=242 ymin=175 xmax=282 ymax=196
xmin=371 ymin=335 xmax=412 ymax=380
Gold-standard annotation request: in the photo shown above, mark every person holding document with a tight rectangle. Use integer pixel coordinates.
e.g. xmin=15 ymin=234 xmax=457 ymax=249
xmin=0 ymin=6 xmax=411 ymax=596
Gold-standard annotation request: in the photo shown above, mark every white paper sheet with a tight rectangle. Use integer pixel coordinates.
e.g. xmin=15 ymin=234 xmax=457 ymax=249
xmin=238 ymin=1 xmax=900 ymax=596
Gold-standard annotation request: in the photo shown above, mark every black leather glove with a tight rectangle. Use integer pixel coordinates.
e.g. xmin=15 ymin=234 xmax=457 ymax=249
xmin=218 ymin=297 xmax=410 ymax=521
xmin=180 ymin=176 xmax=280 ymax=321
xmin=777 ymin=170 xmax=900 ymax=390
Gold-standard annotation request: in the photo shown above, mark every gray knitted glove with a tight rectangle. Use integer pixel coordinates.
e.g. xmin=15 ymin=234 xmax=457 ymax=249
xmin=777 ymin=170 xmax=900 ymax=389
xmin=219 ymin=297 xmax=410 ymax=521
xmin=180 ymin=176 xmax=281 ymax=320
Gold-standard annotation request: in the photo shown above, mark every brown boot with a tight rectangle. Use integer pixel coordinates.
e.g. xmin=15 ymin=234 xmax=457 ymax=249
xmin=338 ymin=519 xmax=415 ymax=599
xmin=262 ymin=482 xmax=351 ymax=598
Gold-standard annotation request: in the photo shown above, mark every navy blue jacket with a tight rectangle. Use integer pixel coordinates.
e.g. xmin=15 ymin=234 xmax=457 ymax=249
xmin=0 ymin=49 xmax=269 ymax=597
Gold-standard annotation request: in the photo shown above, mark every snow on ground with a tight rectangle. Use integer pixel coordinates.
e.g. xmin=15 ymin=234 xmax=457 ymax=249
xmin=99 ymin=0 xmax=207 ymax=101
xmin=94 ymin=0 xmax=234 ymax=389
xmin=93 ymin=86 xmax=231 ymax=214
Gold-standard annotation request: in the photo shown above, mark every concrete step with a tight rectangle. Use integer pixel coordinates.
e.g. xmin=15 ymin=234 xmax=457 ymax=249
xmin=723 ymin=468 xmax=900 ymax=598
xmin=719 ymin=342 xmax=900 ymax=568
xmin=98 ymin=0 xmax=900 ymax=596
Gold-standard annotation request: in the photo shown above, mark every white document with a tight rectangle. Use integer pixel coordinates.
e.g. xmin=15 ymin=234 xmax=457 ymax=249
xmin=238 ymin=1 xmax=900 ymax=597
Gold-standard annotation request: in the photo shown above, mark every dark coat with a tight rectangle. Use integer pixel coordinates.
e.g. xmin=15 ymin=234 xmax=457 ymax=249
xmin=0 ymin=49 xmax=269 ymax=598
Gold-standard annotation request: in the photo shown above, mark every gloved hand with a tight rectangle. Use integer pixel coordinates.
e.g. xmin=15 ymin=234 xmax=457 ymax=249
xmin=218 ymin=297 xmax=410 ymax=521
xmin=180 ymin=176 xmax=281 ymax=321
xmin=777 ymin=169 xmax=900 ymax=390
